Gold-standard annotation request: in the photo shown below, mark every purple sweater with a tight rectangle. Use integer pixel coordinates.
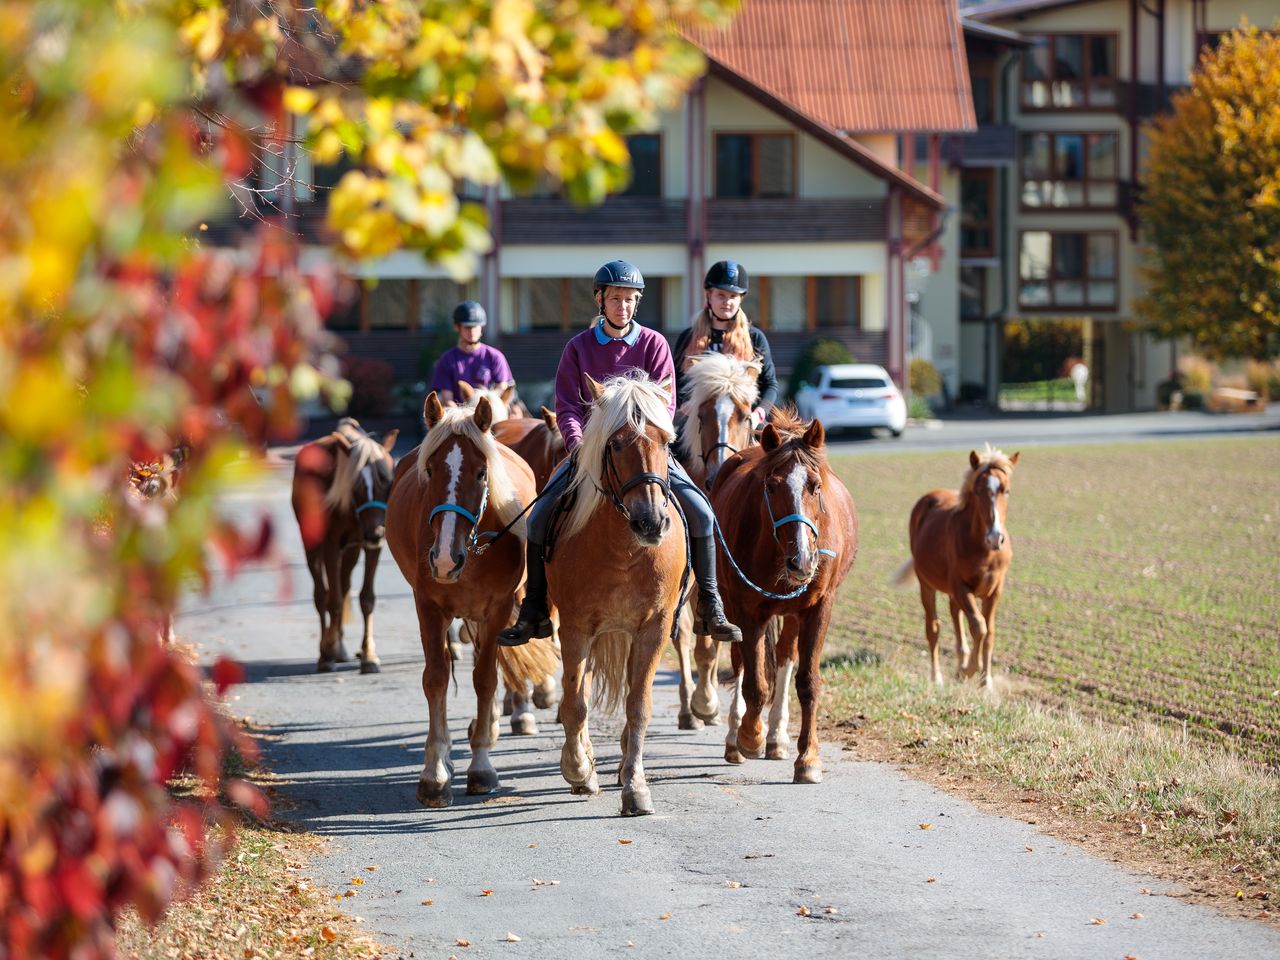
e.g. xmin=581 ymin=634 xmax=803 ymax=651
xmin=430 ymin=344 xmax=513 ymax=397
xmin=554 ymin=320 xmax=676 ymax=453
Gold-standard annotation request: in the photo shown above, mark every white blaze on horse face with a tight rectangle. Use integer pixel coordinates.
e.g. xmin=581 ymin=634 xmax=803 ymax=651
xmin=786 ymin=462 xmax=811 ymax=559
xmin=985 ymin=473 xmax=1006 ymax=549
xmin=433 ymin=443 xmax=464 ymax=576
xmin=714 ymin=395 xmax=733 ymax=459
xmin=361 ymin=465 xmax=374 ymax=502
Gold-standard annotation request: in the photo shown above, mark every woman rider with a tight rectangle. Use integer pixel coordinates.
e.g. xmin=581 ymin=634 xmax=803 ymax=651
xmin=672 ymin=260 xmax=778 ymax=425
xmin=498 ymin=260 xmax=742 ymax=647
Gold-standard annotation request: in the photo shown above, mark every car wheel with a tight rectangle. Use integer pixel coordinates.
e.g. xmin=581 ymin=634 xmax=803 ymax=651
xmin=890 ymin=427 xmax=903 ymax=438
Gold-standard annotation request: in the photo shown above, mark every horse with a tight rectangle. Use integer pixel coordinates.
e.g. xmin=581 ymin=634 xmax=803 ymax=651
xmin=457 ymin=380 xmax=513 ymax=423
xmin=386 ymin=393 xmax=558 ymax=806
xmin=291 ymin=418 xmax=398 ymax=673
xmin=546 ymin=372 xmax=686 ymax=816
xmin=671 ymin=353 xmax=760 ymax=730
xmin=712 ymin=409 xmax=857 ymax=784
xmin=895 ymin=447 xmax=1020 ymax=690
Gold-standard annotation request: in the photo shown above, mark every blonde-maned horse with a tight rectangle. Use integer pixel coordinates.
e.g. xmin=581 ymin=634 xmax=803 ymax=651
xmin=386 ymin=394 xmax=557 ymax=806
xmin=671 ymin=353 xmax=760 ymax=730
xmin=457 ymin=380 xmax=513 ymax=424
xmin=895 ymin=446 xmax=1020 ymax=690
xmin=547 ymin=372 xmax=686 ymax=816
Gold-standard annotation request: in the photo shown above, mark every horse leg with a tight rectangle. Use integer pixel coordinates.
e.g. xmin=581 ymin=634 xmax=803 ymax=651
xmin=793 ymin=601 xmax=834 ymax=784
xmin=559 ymin=644 xmax=599 ymax=795
xmin=674 ymin=601 xmax=701 ymax=730
xmin=947 ymin=597 xmax=969 ymax=681
xmin=357 ymin=546 xmax=381 ymax=674
xmin=319 ymin=545 xmax=348 ymax=669
xmin=619 ymin=622 xmax=666 ymax=816
xmin=415 ymin=601 xmax=455 ymax=808
xmin=921 ymin=585 xmax=942 ymax=685
xmin=767 ymin=617 xmax=799 ymax=760
xmin=466 ymin=612 xmax=505 ymax=795
xmin=532 ymin=670 xmax=560 ymax=710
xmin=306 ymin=547 xmax=331 ymax=670
xmin=691 ymin=629 xmax=722 ymax=725
xmin=978 ymin=592 xmax=1002 ymax=692
xmin=510 ymin=683 xmax=538 ymax=736
xmin=336 ymin=545 xmax=359 ymax=663
xmin=734 ymin=615 xmax=770 ymax=761
xmin=954 ymin=587 xmax=987 ymax=681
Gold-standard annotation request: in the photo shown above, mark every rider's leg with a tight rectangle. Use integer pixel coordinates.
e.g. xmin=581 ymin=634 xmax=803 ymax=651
xmin=669 ymin=459 xmax=743 ymax=643
xmin=496 ymin=458 xmax=573 ymax=647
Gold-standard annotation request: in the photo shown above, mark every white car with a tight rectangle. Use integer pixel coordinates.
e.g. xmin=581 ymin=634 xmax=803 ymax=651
xmin=794 ymin=364 xmax=907 ymax=437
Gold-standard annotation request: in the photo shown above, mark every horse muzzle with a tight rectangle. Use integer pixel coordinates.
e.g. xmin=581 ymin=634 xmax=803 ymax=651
xmin=629 ymin=511 xmax=670 ymax=546
xmin=428 ymin=546 xmax=467 ymax=582
xmin=985 ymin=530 xmax=1006 ymax=550
xmin=785 ymin=553 xmax=818 ymax=585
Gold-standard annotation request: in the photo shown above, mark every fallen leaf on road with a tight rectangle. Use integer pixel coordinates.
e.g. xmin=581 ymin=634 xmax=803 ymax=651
xmin=659 ymin=912 xmax=671 ymax=921
xmin=421 ymin=900 xmax=434 ymax=906
xmin=1124 ymin=955 xmax=1139 ymax=960
xmin=342 ymin=890 xmax=356 ymax=898
xmin=797 ymin=905 xmax=811 ymax=917
xmin=919 ymin=823 xmax=933 ymax=831
xmin=365 ymin=865 xmax=380 ymax=871
xmin=1130 ymin=913 xmax=1143 ymax=920
xmin=1139 ymin=887 xmax=1150 ymax=895
xmin=824 ymin=907 xmax=838 ymax=915
xmin=626 ymin=942 xmax=635 ymax=948
xmin=1090 ymin=917 xmax=1107 ymax=926
xmin=726 ymin=881 xmax=742 ymax=888
xmin=619 ymin=838 xmax=634 ymax=845
xmin=350 ymin=878 xmax=364 ymax=885
xmin=528 ymin=843 xmax=537 ymax=849
xmin=926 ymin=878 xmax=937 ymax=883
xmin=1036 ymin=932 xmax=1046 ymax=939
xmin=502 ymin=932 xmax=521 ymax=942
xmin=455 ymin=938 xmax=472 ymax=947
xmin=481 ymin=890 xmax=494 ymax=897
xmin=319 ymin=927 xmax=337 ymax=943
xmin=1024 ymin=845 xmax=1033 ymax=852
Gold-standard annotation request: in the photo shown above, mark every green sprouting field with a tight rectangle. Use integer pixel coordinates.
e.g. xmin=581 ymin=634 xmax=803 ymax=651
xmin=821 ymin=436 xmax=1280 ymax=766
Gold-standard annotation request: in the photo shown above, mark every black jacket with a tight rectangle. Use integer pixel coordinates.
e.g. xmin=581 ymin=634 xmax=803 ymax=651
xmin=672 ymin=323 xmax=779 ymax=411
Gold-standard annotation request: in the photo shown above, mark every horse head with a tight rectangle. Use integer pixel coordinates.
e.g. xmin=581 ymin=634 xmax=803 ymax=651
xmin=966 ymin=448 xmax=1020 ymax=551
xmin=581 ymin=373 xmax=676 ymax=547
xmin=320 ymin=423 xmax=398 ymax=549
xmin=680 ymin=353 xmax=761 ymax=491
xmin=457 ymin=380 xmax=514 ymax=424
xmin=760 ymin=416 xmax=828 ymax=585
xmin=421 ymin=391 xmax=498 ymax=582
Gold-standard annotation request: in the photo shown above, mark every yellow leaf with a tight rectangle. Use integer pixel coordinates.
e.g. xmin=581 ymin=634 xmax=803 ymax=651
xmin=351 ymin=877 xmax=364 ymax=884
xmin=726 ymin=881 xmax=742 ymax=889
xmin=320 ymin=926 xmax=338 ymax=942
xmin=481 ymin=889 xmax=493 ymax=896
xmin=284 ymin=87 xmax=318 ymax=115
xmin=919 ymin=823 xmax=933 ymax=831
xmin=1090 ymin=917 xmax=1107 ymax=926
xmin=456 ymin=938 xmax=472 ymax=947
xmin=797 ymin=905 xmax=811 ymax=917
xmin=659 ymin=912 xmax=671 ymax=920
xmin=421 ymin=900 xmax=434 ymax=905
xmin=618 ymin=838 xmax=633 ymax=845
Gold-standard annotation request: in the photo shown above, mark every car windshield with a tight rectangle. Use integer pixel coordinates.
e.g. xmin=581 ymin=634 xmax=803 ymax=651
xmin=829 ymin=377 xmax=888 ymax=389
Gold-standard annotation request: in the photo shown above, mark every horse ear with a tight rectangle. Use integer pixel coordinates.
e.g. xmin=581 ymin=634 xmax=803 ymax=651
xmin=381 ymin=428 xmax=399 ymax=453
xmin=1009 ymin=451 xmax=1020 ymax=467
xmin=585 ymin=374 xmax=605 ymax=401
xmin=803 ymin=418 xmax=825 ymax=450
xmin=424 ymin=391 xmax=445 ymax=427
xmin=315 ymin=432 xmax=349 ymax=451
xmin=457 ymin=380 xmax=475 ymax=401
xmin=969 ymin=450 xmax=980 ymax=471
xmin=500 ymin=383 xmax=516 ymax=405
xmin=657 ymin=376 xmax=674 ymax=403
xmin=760 ymin=424 xmax=781 ymax=452
xmin=540 ymin=405 xmax=558 ymax=431
xmin=473 ymin=396 xmax=494 ymax=433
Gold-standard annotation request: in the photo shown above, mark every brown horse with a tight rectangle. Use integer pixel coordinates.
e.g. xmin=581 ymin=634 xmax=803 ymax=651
xmin=671 ymin=353 xmax=760 ymax=730
xmin=386 ymin=394 xmax=557 ymax=806
xmin=712 ymin=410 xmax=857 ymax=784
xmin=896 ymin=447 xmax=1020 ymax=690
xmin=457 ymin=380 xmax=514 ymax=423
xmin=291 ymin=418 xmax=398 ymax=673
xmin=547 ymin=373 xmax=686 ymax=816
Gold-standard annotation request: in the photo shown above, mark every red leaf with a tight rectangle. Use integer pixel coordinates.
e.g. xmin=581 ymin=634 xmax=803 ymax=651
xmin=210 ymin=657 xmax=245 ymax=694
xmin=226 ymin=779 xmax=268 ymax=819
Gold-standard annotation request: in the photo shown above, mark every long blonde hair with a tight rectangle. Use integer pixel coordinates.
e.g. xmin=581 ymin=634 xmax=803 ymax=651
xmin=683 ymin=306 xmax=755 ymax=369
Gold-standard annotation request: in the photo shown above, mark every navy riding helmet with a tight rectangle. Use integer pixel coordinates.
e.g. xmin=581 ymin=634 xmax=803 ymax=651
xmin=452 ymin=300 xmax=487 ymax=327
xmin=704 ymin=260 xmax=749 ymax=295
xmin=593 ymin=260 xmax=646 ymax=292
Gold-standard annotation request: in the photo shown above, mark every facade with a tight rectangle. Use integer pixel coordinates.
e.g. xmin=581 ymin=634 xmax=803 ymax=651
xmin=958 ymin=0 xmax=1278 ymax=411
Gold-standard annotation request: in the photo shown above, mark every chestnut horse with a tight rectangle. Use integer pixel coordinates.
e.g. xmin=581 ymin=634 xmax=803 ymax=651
xmin=457 ymin=380 xmax=513 ymax=423
xmin=671 ymin=353 xmax=760 ymax=730
xmin=386 ymin=395 xmax=558 ymax=806
xmin=712 ymin=410 xmax=857 ymax=784
xmin=547 ymin=373 xmax=686 ymax=816
xmin=291 ymin=418 xmax=398 ymax=673
xmin=896 ymin=447 xmax=1020 ymax=690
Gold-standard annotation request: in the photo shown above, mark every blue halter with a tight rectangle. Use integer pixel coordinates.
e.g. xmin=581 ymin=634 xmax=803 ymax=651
xmin=355 ymin=499 xmax=388 ymax=514
xmin=428 ymin=481 xmax=493 ymax=553
xmin=764 ymin=485 xmax=837 ymax=559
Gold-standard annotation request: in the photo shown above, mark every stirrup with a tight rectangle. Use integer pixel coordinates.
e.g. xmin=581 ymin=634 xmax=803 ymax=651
xmin=497 ymin=610 xmax=552 ymax=647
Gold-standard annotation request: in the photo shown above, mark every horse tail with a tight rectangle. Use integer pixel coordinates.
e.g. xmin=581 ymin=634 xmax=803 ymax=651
xmin=498 ymin=636 xmax=560 ymax=693
xmin=890 ymin=558 xmax=917 ymax=588
xmin=764 ymin=616 xmax=780 ymax=704
xmin=589 ymin=630 xmax=632 ymax=715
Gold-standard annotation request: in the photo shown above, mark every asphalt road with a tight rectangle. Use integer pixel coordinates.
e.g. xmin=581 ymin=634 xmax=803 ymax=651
xmin=185 ymin=417 xmax=1280 ymax=959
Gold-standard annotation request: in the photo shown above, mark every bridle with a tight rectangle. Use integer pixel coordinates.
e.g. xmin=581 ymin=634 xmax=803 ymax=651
xmin=601 ymin=437 xmax=671 ymax=522
xmin=762 ymin=470 xmax=837 ymax=559
xmin=428 ymin=479 xmax=493 ymax=555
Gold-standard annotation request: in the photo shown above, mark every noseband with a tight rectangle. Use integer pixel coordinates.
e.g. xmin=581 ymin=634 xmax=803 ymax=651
xmin=356 ymin=499 xmax=387 ymax=515
xmin=763 ymin=481 xmax=837 ymax=559
xmin=602 ymin=443 xmax=671 ymax=521
xmin=429 ymin=480 xmax=494 ymax=554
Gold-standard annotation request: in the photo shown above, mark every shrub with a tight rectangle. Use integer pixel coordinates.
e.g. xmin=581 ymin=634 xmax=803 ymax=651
xmin=788 ymin=338 xmax=856 ymax=399
xmin=907 ymin=395 xmax=933 ymax=420
xmin=908 ymin=357 xmax=942 ymax=398
xmin=1178 ymin=354 xmax=1215 ymax=393
xmin=340 ymin=357 xmax=396 ymax=418
xmin=1181 ymin=389 xmax=1206 ymax=410
xmin=1245 ymin=359 xmax=1278 ymax=399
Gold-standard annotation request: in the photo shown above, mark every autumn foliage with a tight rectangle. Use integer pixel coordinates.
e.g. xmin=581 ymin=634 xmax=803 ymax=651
xmin=1138 ymin=22 xmax=1280 ymax=359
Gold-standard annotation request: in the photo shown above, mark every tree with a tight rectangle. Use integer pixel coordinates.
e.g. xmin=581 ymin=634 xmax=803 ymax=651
xmin=1137 ymin=23 xmax=1280 ymax=359
xmin=0 ymin=1 xmax=736 ymax=956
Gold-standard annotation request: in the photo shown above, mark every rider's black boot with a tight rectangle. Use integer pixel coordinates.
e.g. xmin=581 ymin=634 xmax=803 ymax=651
xmin=691 ymin=536 xmax=743 ymax=643
xmin=497 ymin=542 xmax=553 ymax=647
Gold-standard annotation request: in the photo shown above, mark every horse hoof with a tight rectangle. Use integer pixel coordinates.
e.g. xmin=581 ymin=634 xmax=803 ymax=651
xmin=532 ymin=687 xmax=559 ymax=710
xmin=511 ymin=714 xmax=538 ymax=736
xmin=316 ymin=658 xmax=333 ymax=673
xmin=359 ymin=659 xmax=380 ymax=675
xmin=466 ymin=770 xmax=500 ymax=795
xmin=416 ymin=780 xmax=453 ymax=808
xmin=569 ymin=772 xmax=600 ymax=796
xmin=694 ymin=710 xmax=722 ymax=726
xmin=621 ymin=787 xmax=654 ymax=817
xmin=766 ymin=742 xmax=790 ymax=761
xmin=738 ymin=741 xmax=765 ymax=760
xmin=724 ymin=745 xmax=745 ymax=764
xmin=678 ymin=712 xmax=704 ymax=731
xmin=793 ymin=763 xmax=823 ymax=784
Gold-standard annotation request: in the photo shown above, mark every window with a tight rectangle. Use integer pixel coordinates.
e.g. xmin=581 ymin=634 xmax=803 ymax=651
xmin=1019 ymin=232 xmax=1117 ymax=310
xmin=1022 ymin=34 xmax=1117 ymax=109
xmin=715 ymin=133 xmax=795 ymax=198
xmin=960 ymin=266 xmax=987 ymax=323
xmin=738 ymin=276 xmax=861 ymax=331
xmin=970 ymin=60 xmax=997 ymax=126
xmin=622 ymin=134 xmax=661 ymax=197
xmin=814 ymin=276 xmax=859 ymax=329
xmin=1021 ymin=132 xmax=1118 ymax=209
xmin=961 ymin=169 xmax=996 ymax=258
xmin=515 ymin=277 xmax=665 ymax=331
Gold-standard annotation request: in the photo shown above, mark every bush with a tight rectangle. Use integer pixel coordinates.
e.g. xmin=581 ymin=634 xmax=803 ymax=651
xmin=1002 ymin=318 xmax=1084 ymax=383
xmin=1245 ymin=359 xmax=1279 ymax=399
xmin=908 ymin=357 xmax=942 ymax=398
xmin=907 ymin=395 xmax=933 ymax=420
xmin=1178 ymin=354 xmax=1214 ymax=393
xmin=1181 ymin=389 xmax=1206 ymax=410
xmin=788 ymin=338 xmax=855 ymax=399
xmin=340 ymin=357 xmax=396 ymax=418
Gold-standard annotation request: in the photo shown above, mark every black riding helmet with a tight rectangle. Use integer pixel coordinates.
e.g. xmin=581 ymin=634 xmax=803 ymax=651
xmin=593 ymin=260 xmax=645 ymax=293
xmin=704 ymin=260 xmax=748 ymax=295
xmin=452 ymin=300 xmax=487 ymax=326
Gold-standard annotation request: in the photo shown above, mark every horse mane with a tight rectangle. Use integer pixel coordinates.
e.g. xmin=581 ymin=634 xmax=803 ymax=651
xmin=561 ymin=372 xmax=675 ymax=541
xmin=676 ymin=353 xmax=760 ymax=461
xmin=461 ymin=384 xmax=510 ymax=424
xmin=416 ymin=405 xmax=527 ymax=536
xmin=323 ymin=426 xmax=393 ymax=512
xmin=959 ymin=444 xmax=1015 ymax=507
xmin=762 ymin=406 xmax=827 ymax=475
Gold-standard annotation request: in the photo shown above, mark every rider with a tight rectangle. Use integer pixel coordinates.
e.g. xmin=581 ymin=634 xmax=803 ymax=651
xmin=672 ymin=260 xmax=778 ymax=426
xmin=497 ymin=260 xmax=743 ymax=647
xmin=430 ymin=300 xmax=515 ymax=405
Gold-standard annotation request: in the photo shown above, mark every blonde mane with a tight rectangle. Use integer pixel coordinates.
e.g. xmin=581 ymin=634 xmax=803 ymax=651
xmin=560 ymin=372 xmax=675 ymax=541
xmin=959 ymin=444 xmax=1015 ymax=507
xmin=462 ymin=386 xmax=510 ymax=424
xmin=677 ymin=353 xmax=760 ymax=462
xmin=416 ymin=406 xmax=527 ymax=538
xmin=323 ymin=429 xmax=393 ymax=512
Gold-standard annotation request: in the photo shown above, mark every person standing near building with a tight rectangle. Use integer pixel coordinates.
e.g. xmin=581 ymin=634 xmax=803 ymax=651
xmin=430 ymin=300 xmax=515 ymax=405
xmin=672 ymin=260 xmax=778 ymax=426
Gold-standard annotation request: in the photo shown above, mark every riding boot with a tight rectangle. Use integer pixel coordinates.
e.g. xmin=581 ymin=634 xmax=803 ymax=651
xmin=691 ymin=536 xmax=743 ymax=643
xmin=497 ymin=542 xmax=553 ymax=647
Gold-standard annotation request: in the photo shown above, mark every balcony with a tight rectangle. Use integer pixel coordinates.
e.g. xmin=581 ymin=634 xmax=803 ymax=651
xmin=945 ymin=125 xmax=1017 ymax=167
xmin=500 ymin=197 xmax=687 ymax=244
xmin=706 ymin=197 xmax=886 ymax=242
